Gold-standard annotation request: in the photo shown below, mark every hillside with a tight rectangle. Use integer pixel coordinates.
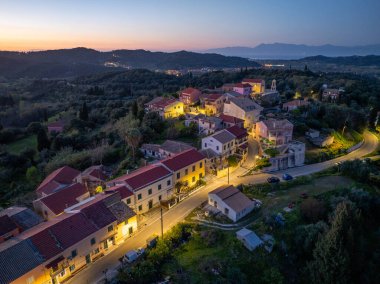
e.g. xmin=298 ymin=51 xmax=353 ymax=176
xmin=0 ymin=48 xmax=260 ymax=79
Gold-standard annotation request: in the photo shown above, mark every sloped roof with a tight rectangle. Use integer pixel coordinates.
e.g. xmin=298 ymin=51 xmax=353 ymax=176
xmin=160 ymin=140 xmax=194 ymax=154
xmin=228 ymin=97 xmax=262 ymax=112
xmin=106 ymin=185 xmax=133 ymax=199
xmin=39 ymin=183 xmax=88 ymax=215
xmin=0 ymin=215 xmax=18 ymax=237
xmin=242 ymin=78 xmax=264 ymax=84
xmin=209 ymin=185 xmax=254 ymax=214
xmin=260 ymin=119 xmax=293 ymax=131
xmin=0 ymin=239 xmax=43 ymax=284
xmin=234 ymin=83 xmax=251 ymax=88
xmin=37 ymin=166 xmax=80 ymax=196
xmin=180 ymin=87 xmax=200 ymax=95
xmin=226 ymin=125 xmax=248 ymax=139
xmin=29 ymin=213 xmax=98 ymax=260
xmin=111 ymin=164 xmax=172 ymax=191
xmin=80 ymin=201 xmax=117 ymax=229
xmin=81 ymin=165 xmax=108 ymax=181
xmin=199 ymin=148 xmax=219 ymax=159
xmin=146 ymin=97 xmax=179 ymax=109
xmin=211 ymin=129 xmax=236 ymax=144
xmin=161 ymin=149 xmax=205 ymax=172
xmin=219 ymin=114 xmax=244 ymax=124
xmin=0 ymin=207 xmax=42 ymax=231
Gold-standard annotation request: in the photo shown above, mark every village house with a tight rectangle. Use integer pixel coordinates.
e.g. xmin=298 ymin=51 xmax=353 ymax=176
xmin=201 ymin=126 xmax=248 ymax=161
xmin=232 ymin=83 xmax=252 ymax=96
xmin=200 ymin=93 xmax=226 ymax=115
xmin=185 ymin=114 xmax=223 ymax=135
xmin=140 ymin=140 xmax=194 ymax=159
xmin=282 ymin=99 xmax=310 ymax=111
xmin=221 ymin=83 xmax=235 ymax=92
xmin=47 ymin=121 xmax=65 ymax=133
xmin=255 ymin=119 xmax=294 ymax=146
xmin=242 ymin=78 xmax=265 ymax=95
xmin=199 ymin=148 xmax=220 ymax=174
xmin=219 ymin=114 xmax=245 ymax=128
xmin=145 ymin=97 xmax=184 ymax=119
xmin=322 ymin=88 xmax=341 ymax=102
xmin=265 ymin=140 xmax=306 ymax=171
xmin=161 ymin=149 xmax=206 ymax=191
xmin=208 ymin=185 xmax=259 ymax=222
xmin=106 ymin=164 xmax=173 ymax=214
xmin=33 ymin=183 xmax=90 ymax=220
xmin=0 ymin=191 xmax=136 ymax=284
xmin=179 ymin=87 xmax=201 ymax=105
xmin=223 ymin=97 xmax=263 ymax=128
xmin=74 ymin=165 xmax=109 ymax=193
xmin=0 ymin=207 xmax=42 ymax=244
xmin=36 ymin=166 xmax=81 ymax=198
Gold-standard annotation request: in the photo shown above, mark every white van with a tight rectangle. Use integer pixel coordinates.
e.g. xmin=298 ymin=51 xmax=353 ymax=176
xmin=123 ymin=250 xmax=138 ymax=263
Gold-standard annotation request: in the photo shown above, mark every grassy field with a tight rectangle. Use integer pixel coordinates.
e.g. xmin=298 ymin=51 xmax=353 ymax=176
xmin=305 ymin=129 xmax=363 ymax=163
xmin=6 ymin=135 xmax=37 ymax=154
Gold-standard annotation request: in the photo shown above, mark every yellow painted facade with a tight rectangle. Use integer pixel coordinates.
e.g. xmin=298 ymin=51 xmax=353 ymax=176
xmin=173 ymin=159 xmax=205 ymax=189
xmin=163 ymin=101 xmax=184 ymax=119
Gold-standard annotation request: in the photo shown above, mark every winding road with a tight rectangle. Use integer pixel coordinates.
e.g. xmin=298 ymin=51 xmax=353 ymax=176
xmin=67 ymin=131 xmax=378 ymax=284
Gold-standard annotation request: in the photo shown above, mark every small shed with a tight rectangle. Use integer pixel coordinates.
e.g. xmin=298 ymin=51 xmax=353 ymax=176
xmin=236 ymin=228 xmax=263 ymax=251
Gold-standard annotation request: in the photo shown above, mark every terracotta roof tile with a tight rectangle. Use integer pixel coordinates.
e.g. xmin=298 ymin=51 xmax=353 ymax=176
xmin=161 ymin=149 xmax=205 ymax=171
xmin=39 ymin=183 xmax=88 ymax=215
xmin=37 ymin=166 xmax=80 ymax=196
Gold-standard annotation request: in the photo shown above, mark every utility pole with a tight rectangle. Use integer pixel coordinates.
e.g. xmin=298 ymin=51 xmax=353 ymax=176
xmin=160 ymin=207 xmax=164 ymax=239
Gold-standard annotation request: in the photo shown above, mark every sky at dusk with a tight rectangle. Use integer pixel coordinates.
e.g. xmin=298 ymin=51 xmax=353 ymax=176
xmin=1 ymin=0 xmax=380 ymax=51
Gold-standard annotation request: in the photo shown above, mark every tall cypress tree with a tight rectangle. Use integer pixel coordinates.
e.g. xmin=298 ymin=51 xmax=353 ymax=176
xmin=37 ymin=128 xmax=50 ymax=151
xmin=79 ymin=102 xmax=89 ymax=121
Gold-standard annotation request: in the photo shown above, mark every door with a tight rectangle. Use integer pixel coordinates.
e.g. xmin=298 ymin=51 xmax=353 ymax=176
xmin=86 ymin=254 xmax=91 ymax=264
xmin=129 ymin=226 xmax=133 ymax=235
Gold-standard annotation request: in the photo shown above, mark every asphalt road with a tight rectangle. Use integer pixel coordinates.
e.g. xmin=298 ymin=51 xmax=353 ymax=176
xmin=67 ymin=131 xmax=378 ymax=284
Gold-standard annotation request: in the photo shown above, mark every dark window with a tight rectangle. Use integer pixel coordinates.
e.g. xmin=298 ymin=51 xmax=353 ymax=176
xmin=126 ymin=198 xmax=131 ymax=204
xmin=90 ymin=238 xmax=96 ymax=245
xmin=192 ymin=165 xmax=195 ymax=172
xmin=71 ymin=249 xmax=77 ymax=258
xmin=158 ymin=184 xmax=162 ymax=190
xmin=138 ymin=205 xmax=143 ymax=211
xmin=177 ymin=172 xmax=180 ymax=179
xmin=148 ymin=188 xmax=152 ymax=195
xmin=138 ymin=193 xmax=142 ymax=200
xmin=200 ymin=162 xmax=203 ymax=168
xmin=69 ymin=265 xmax=75 ymax=272
xmin=199 ymin=173 xmax=203 ymax=179
xmin=158 ymin=195 xmax=162 ymax=201
xmin=107 ymin=225 xmax=113 ymax=232
xmin=192 ymin=176 xmax=195 ymax=182
xmin=167 ymin=180 xmax=171 ymax=186
xmin=185 ymin=169 xmax=188 ymax=175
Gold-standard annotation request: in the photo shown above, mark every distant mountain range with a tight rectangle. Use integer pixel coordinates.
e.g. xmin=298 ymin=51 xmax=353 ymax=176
xmin=204 ymin=43 xmax=380 ymax=59
xmin=0 ymin=48 xmax=259 ymax=79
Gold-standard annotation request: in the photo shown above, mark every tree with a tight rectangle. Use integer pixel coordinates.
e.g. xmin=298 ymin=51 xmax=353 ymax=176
xmin=79 ymin=102 xmax=89 ymax=121
xmin=26 ymin=166 xmax=41 ymax=185
xmin=125 ymin=128 xmax=141 ymax=159
xmin=37 ymin=128 xmax=50 ymax=151
xmin=131 ymin=100 xmax=139 ymax=118
xmin=306 ymin=202 xmax=354 ymax=284
xmin=27 ymin=122 xmax=43 ymax=134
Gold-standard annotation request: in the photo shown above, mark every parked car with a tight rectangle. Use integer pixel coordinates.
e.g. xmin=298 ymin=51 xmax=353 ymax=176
xmin=123 ymin=250 xmax=138 ymax=263
xmin=137 ymin=247 xmax=145 ymax=256
xmin=146 ymin=235 xmax=158 ymax=248
xmin=300 ymin=192 xmax=308 ymax=199
xmin=282 ymin=173 xmax=293 ymax=181
xmin=267 ymin=176 xmax=280 ymax=183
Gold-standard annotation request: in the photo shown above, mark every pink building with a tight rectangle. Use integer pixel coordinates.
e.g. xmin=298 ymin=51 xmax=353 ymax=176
xmin=233 ymin=83 xmax=252 ymax=96
xmin=179 ymin=87 xmax=201 ymax=105
xmin=47 ymin=121 xmax=65 ymax=133
xmin=255 ymin=119 xmax=293 ymax=146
